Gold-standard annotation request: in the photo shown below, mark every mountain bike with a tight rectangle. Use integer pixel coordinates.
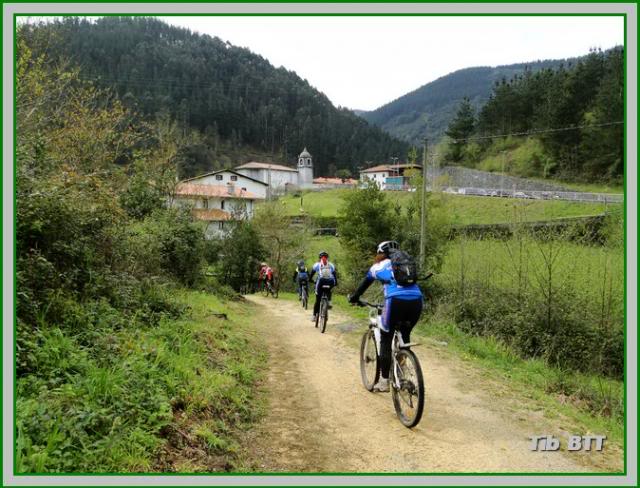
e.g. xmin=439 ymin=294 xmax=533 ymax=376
xmin=300 ymin=282 xmax=308 ymax=310
xmin=315 ymin=284 xmax=331 ymax=333
xmin=262 ymin=279 xmax=278 ymax=298
xmin=358 ymin=300 xmax=425 ymax=428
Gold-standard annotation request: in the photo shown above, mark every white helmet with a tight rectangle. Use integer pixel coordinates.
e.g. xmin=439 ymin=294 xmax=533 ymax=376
xmin=376 ymin=240 xmax=399 ymax=256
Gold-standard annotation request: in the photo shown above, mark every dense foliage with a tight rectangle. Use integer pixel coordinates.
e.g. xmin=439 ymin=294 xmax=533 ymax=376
xmin=444 ymin=48 xmax=624 ymax=182
xmin=21 ymin=17 xmax=409 ymax=178
xmin=16 ymin=27 xmax=263 ymax=473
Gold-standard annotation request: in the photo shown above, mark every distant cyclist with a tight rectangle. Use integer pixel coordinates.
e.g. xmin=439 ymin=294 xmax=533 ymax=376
xmin=348 ymin=241 xmax=423 ymax=392
xmin=258 ymin=262 xmax=274 ymax=292
xmin=258 ymin=262 xmax=268 ymax=292
xmin=309 ymin=251 xmax=337 ymax=322
xmin=292 ymin=259 xmax=310 ymax=301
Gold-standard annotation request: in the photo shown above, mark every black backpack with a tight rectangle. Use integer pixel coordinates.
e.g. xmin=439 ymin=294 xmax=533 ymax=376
xmin=390 ymin=250 xmax=418 ymax=286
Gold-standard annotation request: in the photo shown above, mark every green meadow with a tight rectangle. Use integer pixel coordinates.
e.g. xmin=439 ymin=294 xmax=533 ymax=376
xmin=279 ymin=188 xmax=619 ymax=225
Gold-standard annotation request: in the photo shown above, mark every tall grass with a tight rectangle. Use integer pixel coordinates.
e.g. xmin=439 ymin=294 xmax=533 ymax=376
xmin=437 ymin=232 xmax=623 ymax=377
xmin=16 ymin=290 xmax=266 ymax=473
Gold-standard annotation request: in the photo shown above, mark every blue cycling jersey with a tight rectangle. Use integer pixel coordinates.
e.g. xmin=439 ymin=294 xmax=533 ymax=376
xmin=366 ymin=258 xmax=422 ymax=300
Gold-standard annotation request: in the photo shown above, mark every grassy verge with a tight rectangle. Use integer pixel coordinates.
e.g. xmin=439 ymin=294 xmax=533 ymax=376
xmin=16 ymin=290 xmax=266 ymax=473
xmin=532 ymin=179 xmax=624 ymax=195
xmin=419 ymin=320 xmax=624 ymax=447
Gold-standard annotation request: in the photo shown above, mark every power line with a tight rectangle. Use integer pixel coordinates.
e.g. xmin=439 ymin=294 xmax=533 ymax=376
xmin=450 ymin=121 xmax=624 ymax=144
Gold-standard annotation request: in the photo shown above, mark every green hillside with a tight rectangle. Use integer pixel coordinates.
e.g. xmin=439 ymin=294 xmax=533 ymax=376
xmin=23 ymin=17 xmax=409 ymax=177
xmin=361 ymin=59 xmax=569 ymax=144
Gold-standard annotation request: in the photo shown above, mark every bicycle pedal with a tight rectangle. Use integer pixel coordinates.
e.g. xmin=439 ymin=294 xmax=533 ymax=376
xmin=401 ymin=342 xmax=420 ymax=348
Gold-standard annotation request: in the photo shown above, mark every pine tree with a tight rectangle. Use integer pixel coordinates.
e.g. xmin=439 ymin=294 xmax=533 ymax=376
xmin=445 ymin=97 xmax=475 ymax=163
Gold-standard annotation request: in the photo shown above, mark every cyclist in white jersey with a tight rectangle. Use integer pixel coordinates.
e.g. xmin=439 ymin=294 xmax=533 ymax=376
xmin=309 ymin=251 xmax=337 ymax=322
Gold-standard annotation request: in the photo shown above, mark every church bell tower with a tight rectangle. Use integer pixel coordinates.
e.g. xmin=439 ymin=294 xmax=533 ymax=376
xmin=297 ymin=147 xmax=313 ymax=189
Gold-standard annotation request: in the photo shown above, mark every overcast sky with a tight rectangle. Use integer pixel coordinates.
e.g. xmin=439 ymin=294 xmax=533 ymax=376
xmin=159 ymin=16 xmax=624 ymax=111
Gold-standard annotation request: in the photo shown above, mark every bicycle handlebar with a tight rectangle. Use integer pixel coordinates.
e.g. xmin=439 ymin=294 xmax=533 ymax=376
xmin=358 ymin=300 xmax=383 ymax=310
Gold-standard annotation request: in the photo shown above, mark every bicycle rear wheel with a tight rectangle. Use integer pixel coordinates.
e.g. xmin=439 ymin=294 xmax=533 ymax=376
xmin=302 ymin=289 xmax=308 ymax=309
xmin=321 ymin=299 xmax=328 ymax=333
xmin=359 ymin=329 xmax=379 ymax=391
xmin=391 ymin=349 xmax=425 ymax=428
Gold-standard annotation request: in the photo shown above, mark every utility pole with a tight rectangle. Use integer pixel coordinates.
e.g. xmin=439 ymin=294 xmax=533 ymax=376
xmin=419 ymin=137 xmax=428 ymax=272
xmin=501 ymin=151 xmax=506 ymax=196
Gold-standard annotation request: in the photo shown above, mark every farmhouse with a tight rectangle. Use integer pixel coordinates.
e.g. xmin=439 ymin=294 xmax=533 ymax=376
xmin=171 ymin=182 xmax=264 ymax=237
xmin=359 ymin=163 xmax=422 ymax=190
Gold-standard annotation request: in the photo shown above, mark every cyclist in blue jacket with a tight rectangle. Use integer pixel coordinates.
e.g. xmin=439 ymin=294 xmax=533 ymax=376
xmin=309 ymin=251 xmax=337 ymax=322
xmin=348 ymin=240 xmax=423 ymax=392
xmin=292 ymin=259 xmax=310 ymax=300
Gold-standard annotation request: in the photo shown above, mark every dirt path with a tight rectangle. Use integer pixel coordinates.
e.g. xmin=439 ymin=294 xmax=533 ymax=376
xmin=245 ymin=295 xmax=617 ymax=473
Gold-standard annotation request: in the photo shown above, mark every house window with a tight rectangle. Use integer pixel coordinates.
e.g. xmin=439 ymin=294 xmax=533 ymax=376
xmin=216 ymin=175 xmax=223 ymax=181
xmin=221 ymin=200 xmax=225 ymax=210
xmin=202 ymin=199 xmax=208 ymax=209
xmin=230 ymin=175 xmax=238 ymax=181
xmin=219 ymin=222 xmax=224 ymax=230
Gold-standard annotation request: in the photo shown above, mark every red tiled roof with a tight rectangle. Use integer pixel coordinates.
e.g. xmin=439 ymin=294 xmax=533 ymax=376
xmin=313 ymin=177 xmax=358 ymax=185
xmin=191 ymin=208 xmax=232 ymax=222
xmin=360 ymin=164 xmax=391 ymax=173
xmin=360 ymin=164 xmax=422 ymax=174
xmin=236 ymin=161 xmax=298 ymax=172
xmin=174 ymin=182 xmax=262 ymax=200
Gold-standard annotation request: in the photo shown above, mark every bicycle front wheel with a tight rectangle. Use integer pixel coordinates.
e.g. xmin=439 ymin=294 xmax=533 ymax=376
xmin=320 ymin=300 xmax=329 ymax=334
xmin=391 ymin=349 xmax=425 ymax=428
xmin=359 ymin=329 xmax=379 ymax=391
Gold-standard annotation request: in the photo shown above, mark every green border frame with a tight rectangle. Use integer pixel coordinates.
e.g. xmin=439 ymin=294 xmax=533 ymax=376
xmin=8 ymin=7 xmax=632 ymax=481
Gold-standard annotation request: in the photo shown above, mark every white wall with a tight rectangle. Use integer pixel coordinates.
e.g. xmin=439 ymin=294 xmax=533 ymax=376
xmin=360 ymin=171 xmax=389 ymax=189
xmin=171 ymin=195 xmax=254 ymax=218
xmin=236 ymin=168 xmax=298 ymax=193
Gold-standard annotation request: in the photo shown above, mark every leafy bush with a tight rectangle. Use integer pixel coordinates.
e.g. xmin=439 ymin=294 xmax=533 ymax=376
xmin=217 ymin=221 xmax=265 ymax=293
xmin=337 ymin=183 xmax=394 ymax=283
xmin=127 ymin=209 xmax=206 ymax=286
xmin=120 ymin=174 xmax=165 ymax=220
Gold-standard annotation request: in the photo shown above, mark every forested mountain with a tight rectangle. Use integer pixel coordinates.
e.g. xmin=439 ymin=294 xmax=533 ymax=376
xmin=21 ymin=17 xmax=409 ymax=177
xmin=361 ymin=59 xmax=573 ymax=144
xmin=443 ymin=47 xmax=624 ymax=182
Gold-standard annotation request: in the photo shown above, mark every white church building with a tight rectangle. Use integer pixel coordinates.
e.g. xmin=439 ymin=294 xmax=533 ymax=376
xmin=235 ymin=148 xmax=314 ymax=195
